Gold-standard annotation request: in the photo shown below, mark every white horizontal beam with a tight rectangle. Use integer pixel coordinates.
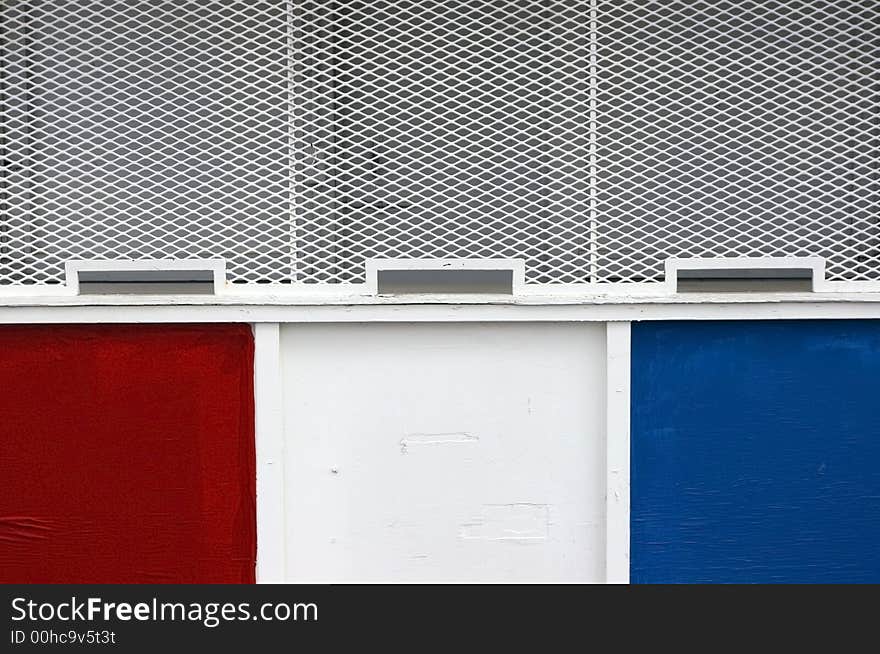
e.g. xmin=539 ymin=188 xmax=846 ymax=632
xmin=1 ymin=298 xmax=880 ymax=324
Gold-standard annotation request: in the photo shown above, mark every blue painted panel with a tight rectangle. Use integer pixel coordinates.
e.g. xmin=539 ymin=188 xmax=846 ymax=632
xmin=631 ymin=320 xmax=880 ymax=583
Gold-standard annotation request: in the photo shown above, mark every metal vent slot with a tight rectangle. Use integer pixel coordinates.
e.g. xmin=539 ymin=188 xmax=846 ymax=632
xmin=366 ymin=258 xmax=524 ymax=295
xmin=676 ymin=270 xmax=815 ymax=293
xmin=666 ymin=257 xmax=823 ymax=292
xmin=65 ymin=259 xmax=224 ymax=295
xmin=376 ymin=269 xmax=515 ymax=295
xmin=75 ymin=270 xmax=216 ymax=296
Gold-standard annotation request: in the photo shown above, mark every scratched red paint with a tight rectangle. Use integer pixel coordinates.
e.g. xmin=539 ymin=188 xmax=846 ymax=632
xmin=0 ymin=324 xmax=255 ymax=583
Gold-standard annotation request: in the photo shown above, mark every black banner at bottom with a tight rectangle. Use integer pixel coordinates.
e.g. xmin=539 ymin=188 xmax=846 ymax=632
xmin=0 ymin=584 xmax=873 ymax=650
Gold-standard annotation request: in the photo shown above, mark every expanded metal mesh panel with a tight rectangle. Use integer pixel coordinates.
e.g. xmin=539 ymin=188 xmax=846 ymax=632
xmin=1 ymin=0 xmax=291 ymax=284
xmin=1 ymin=0 xmax=878 ymax=287
xmin=292 ymin=0 xmax=590 ymax=284
xmin=595 ymin=0 xmax=879 ymax=283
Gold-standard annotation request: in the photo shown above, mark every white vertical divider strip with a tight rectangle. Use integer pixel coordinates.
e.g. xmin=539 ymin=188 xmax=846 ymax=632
xmin=588 ymin=0 xmax=598 ymax=283
xmin=286 ymin=0 xmax=299 ymax=284
xmin=605 ymin=321 xmax=631 ymax=583
xmin=253 ymin=322 xmax=286 ymax=583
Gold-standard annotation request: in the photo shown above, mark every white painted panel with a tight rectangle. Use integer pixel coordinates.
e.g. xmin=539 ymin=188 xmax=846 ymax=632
xmin=280 ymin=323 xmax=606 ymax=582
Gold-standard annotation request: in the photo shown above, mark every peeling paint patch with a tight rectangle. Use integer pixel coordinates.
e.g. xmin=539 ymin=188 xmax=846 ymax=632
xmin=460 ymin=504 xmax=549 ymax=542
xmin=400 ymin=432 xmax=477 ymax=453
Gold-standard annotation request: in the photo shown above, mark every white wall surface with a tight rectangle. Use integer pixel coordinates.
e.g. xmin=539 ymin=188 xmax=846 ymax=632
xmin=280 ymin=322 xmax=607 ymax=582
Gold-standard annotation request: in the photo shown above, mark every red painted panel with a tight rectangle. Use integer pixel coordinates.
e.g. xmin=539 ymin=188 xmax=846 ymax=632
xmin=0 ymin=324 xmax=255 ymax=583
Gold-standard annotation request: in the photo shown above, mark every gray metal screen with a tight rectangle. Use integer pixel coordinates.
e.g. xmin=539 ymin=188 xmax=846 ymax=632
xmin=595 ymin=0 xmax=879 ymax=283
xmin=1 ymin=0 xmax=877 ymax=287
xmin=1 ymin=0 xmax=291 ymax=285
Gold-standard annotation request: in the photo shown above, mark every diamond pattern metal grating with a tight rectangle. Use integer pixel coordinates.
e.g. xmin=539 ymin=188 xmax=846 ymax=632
xmin=1 ymin=0 xmax=877 ymax=287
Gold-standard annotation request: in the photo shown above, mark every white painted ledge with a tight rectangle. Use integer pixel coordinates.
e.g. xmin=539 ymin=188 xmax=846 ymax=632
xmin=2 ymin=290 xmax=880 ymax=308
xmin=1 ymin=299 xmax=880 ymax=325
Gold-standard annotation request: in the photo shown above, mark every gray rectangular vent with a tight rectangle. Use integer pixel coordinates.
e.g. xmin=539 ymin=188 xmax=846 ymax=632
xmin=376 ymin=269 xmax=515 ymax=295
xmin=65 ymin=259 xmax=224 ymax=295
